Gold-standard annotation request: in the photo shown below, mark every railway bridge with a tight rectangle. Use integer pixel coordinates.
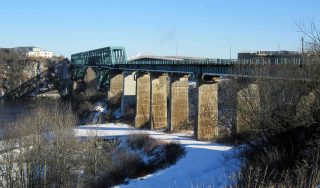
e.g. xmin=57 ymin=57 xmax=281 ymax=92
xmin=70 ymin=47 xmax=310 ymax=140
xmin=69 ymin=46 xmax=277 ymax=140
xmin=5 ymin=46 xmax=314 ymax=140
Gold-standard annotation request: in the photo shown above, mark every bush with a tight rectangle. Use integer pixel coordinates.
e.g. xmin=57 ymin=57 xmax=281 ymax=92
xmin=126 ymin=133 xmax=157 ymax=150
xmin=0 ymin=101 xmax=185 ymax=187
xmin=107 ymin=151 xmax=146 ymax=186
xmin=234 ymin=149 xmax=320 ymax=188
xmin=106 ymin=134 xmax=185 ymax=187
xmin=233 ymin=120 xmax=320 ymax=187
xmin=163 ymin=142 xmax=185 ymax=165
xmin=0 ymin=101 xmax=116 ymax=187
xmin=77 ymin=101 xmax=94 ymax=115
xmin=220 ymin=50 xmax=320 ymax=187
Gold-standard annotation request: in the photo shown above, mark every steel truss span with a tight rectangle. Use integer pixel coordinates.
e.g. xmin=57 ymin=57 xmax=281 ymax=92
xmin=70 ymin=46 xmax=236 ymax=80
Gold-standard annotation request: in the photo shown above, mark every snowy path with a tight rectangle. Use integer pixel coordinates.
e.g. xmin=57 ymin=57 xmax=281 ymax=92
xmin=75 ymin=123 xmax=239 ymax=188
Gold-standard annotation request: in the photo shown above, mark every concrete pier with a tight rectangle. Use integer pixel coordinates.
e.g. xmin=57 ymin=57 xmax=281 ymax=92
xmin=196 ymin=79 xmax=219 ymax=140
xmin=121 ymin=72 xmax=136 ymax=116
xmin=151 ymin=74 xmax=168 ymax=130
xmin=169 ymin=75 xmax=189 ymax=131
xmin=107 ymin=72 xmax=123 ymax=107
xmin=135 ymin=73 xmax=151 ymax=128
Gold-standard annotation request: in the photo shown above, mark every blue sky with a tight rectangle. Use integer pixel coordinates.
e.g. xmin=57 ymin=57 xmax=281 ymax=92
xmin=0 ymin=0 xmax=319 ymax=58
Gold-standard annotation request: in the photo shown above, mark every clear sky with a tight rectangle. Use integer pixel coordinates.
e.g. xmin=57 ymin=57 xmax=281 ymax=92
xmin=0 ymin=0 xmax=319 ymax=59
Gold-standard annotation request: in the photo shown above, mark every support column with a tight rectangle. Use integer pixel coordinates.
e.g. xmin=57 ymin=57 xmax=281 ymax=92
xmin=151 ymin=74 xmax=168 ymax=130
xmin=107 ymin=72 xmax=123 ymax=107
xmin=196 ymin=78 xmax=219 ymax=140
xmin=121 ymin=72 xmax=136 ymax=116
xmin=169 ymin=75 xmax=189 ymax=131
xmin=235 ymin=83 xmax=260 ymax=133
xmin=135 ymin=73 xmax=151 ymax=128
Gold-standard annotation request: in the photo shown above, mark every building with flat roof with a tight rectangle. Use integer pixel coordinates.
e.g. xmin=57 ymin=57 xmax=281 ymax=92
xmin=238 ymin=51 xmax=303 ymax=65
xmin=15 ymin=46 xmax=54 ymax=58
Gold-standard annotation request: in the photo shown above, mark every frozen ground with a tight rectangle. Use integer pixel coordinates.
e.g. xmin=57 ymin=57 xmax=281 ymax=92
xmin=75 ymin=123 xmax=240 ymax=188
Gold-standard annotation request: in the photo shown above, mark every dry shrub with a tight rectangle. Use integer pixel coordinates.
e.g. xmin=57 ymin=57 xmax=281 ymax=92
xmin=163 ymin=143 xmax=185 ymax=165
xmin=77 ymin=101 xmax=94 ymax=115
xmin=126 ymin=133 xmax=158 ymax=150
xmin=219 ymin=29 xmax=320 ymax=187
xmin=231 ymin=79 xmax=320 ymax=187
xmin=71 ymin=82 xmax=106 ymax=122
xmin=0 ymin=117 xmax=184 ymax=187
xmin=0 ymin=101 xmax=116 ymax=187
xmin=106 ymin=134 xmax=185 ymax=187
xmin=0 ymin=101 xmax=78 ymax=187
xmin=0 ymin=99 xmax=186 ymax=187
xmin=107 ymin=151 xmax=145 ymax=186
xmin=234 ymin=149 xmax=320 ymax=188
xmin=86 ymin=92 xmax=106 ymax=103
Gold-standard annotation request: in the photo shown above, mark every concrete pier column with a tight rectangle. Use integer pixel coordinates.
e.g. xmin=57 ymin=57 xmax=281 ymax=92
xmin=135 ymin=73 xmax=151 ymax=128
xmin=121 ymin=72 xmax=136 ymax=116
xmin=196 ymin=78 xmax=219 ymax=140
xmin=107 ymin=72 xmax=123 ymax=107
xmin=235 ymin=83 xmax=260 ymax=133
xmin=169 ymin=75 xmax=189 ymax=131
xmin=151 ymin=74 xmax=168 ymax=130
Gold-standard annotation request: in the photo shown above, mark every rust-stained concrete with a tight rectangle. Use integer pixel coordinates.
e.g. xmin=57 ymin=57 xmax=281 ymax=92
xmin=196 ymin=79 xmax=219 ymax=140
xmin=135 ymin=73 xmax=151 ymax=128
xmin=151 ymin=74 xmax=168 ymax=130
xmin=169 ymin=75 xmax=189 ymax=131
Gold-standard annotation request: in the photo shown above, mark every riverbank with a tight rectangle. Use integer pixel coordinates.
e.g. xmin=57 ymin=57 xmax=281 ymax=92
xmin=76 ymin=123 xmax=240 ymax=187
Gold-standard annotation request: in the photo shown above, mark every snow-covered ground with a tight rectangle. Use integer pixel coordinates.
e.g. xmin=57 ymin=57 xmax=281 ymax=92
xmin=75 ymin=124 xmax=240 ymax=188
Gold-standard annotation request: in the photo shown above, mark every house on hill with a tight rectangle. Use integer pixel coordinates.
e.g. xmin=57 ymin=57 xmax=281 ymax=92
xmin=15 ymin=46 xmax=54 ymax=58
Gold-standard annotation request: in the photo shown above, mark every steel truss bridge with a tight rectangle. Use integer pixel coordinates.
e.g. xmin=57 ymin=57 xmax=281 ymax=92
xmin=3 ymin=46 xmax=311 ymax=99
xmin=70 ymin=46 xmax=238 ymax=89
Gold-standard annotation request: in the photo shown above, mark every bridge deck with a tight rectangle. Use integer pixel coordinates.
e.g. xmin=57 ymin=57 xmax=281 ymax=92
xmin=70 ymin=46 xmax=312 ymax=81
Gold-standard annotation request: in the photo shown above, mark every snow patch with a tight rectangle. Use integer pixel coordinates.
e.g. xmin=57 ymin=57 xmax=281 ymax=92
xmin=90 ymin=101 xmax=108 ymax=124
xmin=75 ymin=123 xmax=240 ymax=187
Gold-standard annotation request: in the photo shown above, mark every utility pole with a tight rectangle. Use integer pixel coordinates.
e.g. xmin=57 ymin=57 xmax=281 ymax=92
xmin=175 ymin=39 xmax=178 ymax=63
xmin=301 ymin=36 xmax=305 ymax=64
xmin=301 ymin=36 xmax=304 ymax=54
xmin=229 ymin=41 xmax=232 ymax=61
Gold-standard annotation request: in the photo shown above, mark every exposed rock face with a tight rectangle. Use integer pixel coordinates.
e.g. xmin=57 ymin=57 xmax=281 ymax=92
xmin=0 ymin=48 xmax=54 ymax=94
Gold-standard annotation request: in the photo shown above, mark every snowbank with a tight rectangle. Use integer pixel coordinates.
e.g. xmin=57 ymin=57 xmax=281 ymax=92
xmin=75 ymin=124 xmax=240 ymax=187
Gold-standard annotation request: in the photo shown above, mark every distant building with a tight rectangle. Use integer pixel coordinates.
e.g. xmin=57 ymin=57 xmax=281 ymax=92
xmin=15 ymin=46 xmax=54 ymax=58
xmin=238 ymin=51 xmax=303 ymax=65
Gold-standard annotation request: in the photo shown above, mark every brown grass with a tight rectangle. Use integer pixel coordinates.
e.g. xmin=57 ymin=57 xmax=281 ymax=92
xmin=0 ymin=105 xmax=185 ymax=187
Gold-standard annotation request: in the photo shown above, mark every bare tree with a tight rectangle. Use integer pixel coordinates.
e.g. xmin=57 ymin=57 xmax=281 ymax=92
xmin=298 ymin=22 xmax=320 ymax=56
xmin=230 ymin=22 xmax=320 ymax=187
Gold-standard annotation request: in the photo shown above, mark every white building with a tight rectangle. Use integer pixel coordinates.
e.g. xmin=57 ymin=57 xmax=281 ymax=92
xmin=15 ymin=46 xmax=54 ymax=58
